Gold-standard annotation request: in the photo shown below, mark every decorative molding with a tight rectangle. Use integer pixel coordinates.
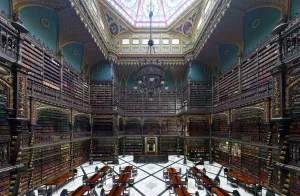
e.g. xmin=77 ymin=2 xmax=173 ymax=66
xmin=274 ymin=77 xmax=280 ymax=116
xmin=40 ymin=18 xmax=50 ymax=28
xmin=252 ymin=18 xmax=261 ymax=29
xmin=18 ymin=76 xmax=26 ymax=117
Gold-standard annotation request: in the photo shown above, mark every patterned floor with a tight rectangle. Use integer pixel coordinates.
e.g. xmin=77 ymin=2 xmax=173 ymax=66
xmin=36 ymin=155 xmax=274 ymax=196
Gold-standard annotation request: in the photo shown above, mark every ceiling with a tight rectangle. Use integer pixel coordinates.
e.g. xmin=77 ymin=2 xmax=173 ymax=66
xmin=106 ymin=0 xmax=197 ymax=28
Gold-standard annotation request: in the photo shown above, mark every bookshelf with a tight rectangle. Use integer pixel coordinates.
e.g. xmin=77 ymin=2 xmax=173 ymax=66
xmin=125 ymin=90 xmax=143 ymax=115
xmin=159 ymin=137 xmax=180 ymax=155
xmin=143 ymin=119 xmax=160 ymax=135
xmin=90 ymin=82 xmax=113 ymax=109
xmin=119 ymin=136 xmax=143 ymax=155
xmin=188 ymin=116 xmax=209 ymax=136
xmin=219 ymin=67 xmax=239 ymax=102
xmin=212 ymin=113 xmax=229 ymax=137
xmin=213 ymin=140 xmax=229 ymax=166
xmin=188 ymin=139 xmax=210 ymax=161
xmin=125 ymin=118 xmax=141 ymax=135
xmin=189 ymin=82 xmax=212 ymax=112
xmin=230 ymin=143 xmax=241 ymax=172
xmin=92 ymin=138 xmax=114 ymax=161
xmin=290 ymin=171 xmax=300 ymax=196
xmin=93 ymin=117 xmax=113 ymax=137
xmin=18 ymin=149 xmax=29 ymax=195
xmin=161 ymin=119 xmax=178 ymax=135
xmin=0 ymin=171 xmax=10 ymax=196
xmin=73 ymin=141 xmax=89 ymax=167
xmin=160 ymin=90 xmax=177 ymax=114
xmin=74 ymin=114 xmax=90 ymax=132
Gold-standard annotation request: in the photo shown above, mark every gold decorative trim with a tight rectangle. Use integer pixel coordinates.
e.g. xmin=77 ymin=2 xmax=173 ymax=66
xmin=18 ymin=76 xmax=26 ymax=117
xmin=40 ymin=18 xmax=50 ymax=28
xmin=274 ymin=78 xmax=280 ymax=116
xmin=252 ymin=19 xmax=261 ymax=29
xmin=72 ymin=49 xmax=79 ymax=56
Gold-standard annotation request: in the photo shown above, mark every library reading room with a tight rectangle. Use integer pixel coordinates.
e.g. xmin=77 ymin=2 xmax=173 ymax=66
xmin=0 ymin=0 xmax=300 ymax=195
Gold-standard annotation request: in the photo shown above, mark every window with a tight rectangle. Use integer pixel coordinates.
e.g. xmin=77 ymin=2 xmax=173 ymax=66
xmin=153 ymin=39 xmax=160 ymax=45
xmin=142 ymin=39 xmax=149 ymax=45
xmin=172 ymin=39 xmax=180 ymax=45
xmin=122 ymin=39 xmax=130 ymax=45
xmin=132 ymin=39 xmax=140 ymax=45
xmin=204 ymin=0 xmax=211 ymax=15
xmin=162 ymin=39 xmax=169 ymax=45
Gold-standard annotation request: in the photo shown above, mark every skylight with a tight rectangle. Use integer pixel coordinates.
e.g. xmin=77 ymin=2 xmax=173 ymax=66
xmin=107 ymin=0 xmax=196 ymax=28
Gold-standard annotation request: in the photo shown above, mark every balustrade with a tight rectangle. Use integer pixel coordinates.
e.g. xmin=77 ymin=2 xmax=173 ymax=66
xmin=0 ymin=17 xmax=17 ymax=61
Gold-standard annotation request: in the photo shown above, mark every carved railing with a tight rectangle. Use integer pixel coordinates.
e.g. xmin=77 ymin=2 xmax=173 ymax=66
xmin=211 ymin=132 xmax=229 ymax=138
xmin=0 ymin=15 xmax=18 ymax=62
xmin=32 ymin=132 xmax=71 ymax=146
xmin=282 ymin=15 xmax=300 ymax=63
xmin=231 ymin=132 xmax=268 ymax=144
xmin=28 ymin=82 xmax=90 ymax=113
xmin=213 ymin=82 xmax=272 ymax=112
xmin=73 ymin=131 xmax=91 ymax=139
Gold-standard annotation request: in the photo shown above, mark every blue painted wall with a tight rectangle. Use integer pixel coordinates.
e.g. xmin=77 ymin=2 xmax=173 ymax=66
xmin=112 ymin=65 xmax=118 ymax=82
xmin=91 ymin=63 xmax=113 ymax=81
xmin=62 ymin=43 xmax=84 ymax=73
xmin=177 ymin=79 xmax=182 ymax=89
xmin=219 ymin=44 xmax=239 ymax=72
xmin=127 ymin=71 xmax=137 ymax=89
xmin=290 ymin=0 xmax=300 ymax=19
xmin=165 ymin=71 xmax=175 ymax=89
xmin=20 ymin=6 xmax=58 ymax=52
xmin=120 ymin=78 xmax=126 ymax=88
xmin=185 ymin=64 xmax=211 ymax=82
xmin=244 ymin=7 xmax=281 ymax=53
xmin=0 ymin=0 xmax=10 ymax=17
xmin=83 ymin=64 xmax=88 ymax=74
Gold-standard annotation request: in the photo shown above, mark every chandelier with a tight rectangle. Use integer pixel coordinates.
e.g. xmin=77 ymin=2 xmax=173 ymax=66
xmin=134 ymin=0 xmax=168 ymax=96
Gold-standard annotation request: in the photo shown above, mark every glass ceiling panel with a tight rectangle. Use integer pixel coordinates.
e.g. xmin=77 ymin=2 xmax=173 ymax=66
xmin=107 ymin=0 xmax=196 ymax=28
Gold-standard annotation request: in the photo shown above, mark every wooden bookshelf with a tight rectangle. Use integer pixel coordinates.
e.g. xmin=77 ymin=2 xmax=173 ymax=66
xmin=119 ymin=136 xmax=143 ymax=155
xmin=73 ymin=141 xmax=89 ymax=167
xmin=188 ymin=139 xmax=210 ymax=161
xmin=93 ymin=117 xmax=113 ymax=137
xmin=189 ymin=82 xmax=212 ymax=112
xmin=160 ymin=90 xmax=177 ymax=114
xmin=159 ymin=137 xmax=180 ymax=155
xmin=0 ymin=171 xmax=10 ymax=196
xmin=188 ymin=116 xmax=209 ymax=136
xmin=230 ymin=143 xmax=241 ymax=172
xmin=125 ymin=118 xmax=141 ymax=135
xmin=143 ymin=119 xmax=160 ymax=135
xmin=212 ymin=113 xmax=229 ymax=137
xmin=213 ymin=140 xmax=229 ymax=167
xmin=161 ymin=119 xmax=178 ymax=135
xmin=290 ymin=171 xmax=300 ymax=196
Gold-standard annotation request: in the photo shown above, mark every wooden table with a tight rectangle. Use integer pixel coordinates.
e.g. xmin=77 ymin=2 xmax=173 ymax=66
xmin=69 ymin=185 xmax=89 ymax=196
xmin=200 ymin=176 xmax=216 ymax=186
xmin=85 ymin=173 xmax=103 ymax=184
xmin=99 ymin=166 xmax=111 ymax=173
xmin=108 ymin=185 xmax=125 ymax=196
xmin=175 ymin=188 xmax=190 ymax=196
xmin=171 ymin=176 xmax=183 ymax=186
xmin=117 ymin=174 xmax=130 ymax=184
xmin=168 ymin=168 xmax=177 ymax=175
xmin=123 ymin=166 xmax=133 ymax=173
xmin=212 ymin=187 xmax=230 ymax=196
xmin=45 ymin=172 xmax=74 ymax=185
xmin=227 ymin=171 xmax=257 ymax=184
xmin=191 ymin=167 xmax=202 ymax=174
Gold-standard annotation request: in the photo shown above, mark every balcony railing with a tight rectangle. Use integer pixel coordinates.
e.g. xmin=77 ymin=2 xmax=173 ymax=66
xmin=231 ymin=132 xmax=268 ymax=144
xmin=0 ymin=15 xmax=18 ymax=62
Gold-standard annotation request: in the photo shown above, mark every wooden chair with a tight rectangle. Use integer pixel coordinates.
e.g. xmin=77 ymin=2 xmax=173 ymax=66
xmin=122 ymin=189 xmax=130 ymax=196
xmin=163 ymin=169 xmax=169 ymax=179
xmin=177 ymin=168 xmax=182 ymax=176
xmin=112 ymin=174 xmax=119 ymax=186
xmin=214 ymin=176 xmax=220 ymax=187
xmin=194 ymin=176 xmax=203 ymax=189
xmin=132 ymin=168 xmax=138 ymax=176
xmin=224 ymin=168 xmax=229 ymax=176
xmin=37 ymin=188 xmax=51 ymax=196
xmin=128 ymin=177 xmax=134 ymax=186
xmin=186 ymin=168 xmax=193 ymax=178
xmin=232 ymin=190 xmax=241 ymax=196
xmin=165 ymin=178 xmax=172 ymax=189
xmin=183 ymin=176 xmax=188 ymax=188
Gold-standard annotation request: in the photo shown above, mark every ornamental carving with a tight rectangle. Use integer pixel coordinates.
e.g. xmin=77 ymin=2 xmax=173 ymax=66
xmin=274 ymin=77 xmax=280 ymax=116
xmin=18 ymin=76 xmax=26 ymax=117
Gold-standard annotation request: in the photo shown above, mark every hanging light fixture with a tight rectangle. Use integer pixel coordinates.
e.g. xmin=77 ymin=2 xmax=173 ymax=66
xmin=134 ymin=0 xmax=167 ymax=96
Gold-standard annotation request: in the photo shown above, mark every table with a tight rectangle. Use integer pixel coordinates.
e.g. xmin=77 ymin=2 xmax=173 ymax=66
xmin=212 ymin=187 xmax=230 ymax=196
xmin=108 ymin=185 xmax=125 ymax=196
xmin=168 ymin=168 xmax=177 ymax=175
xmin=99 ymin=166 xmax=111 ymax=173
xmin=123 ymin=166 xmax=133 ymax=173
xmin=133 ymin=152 xmax=168 ymax=163
xmin=85 ymin=174 xmax=103 ymax=184
xmin=69 ymin=185 xmax=89 ymax=196
xmin=117 ymin=174 xmax=130 ymax=184
xmin=175 ymin=188 xmax=190 ymax=196
xmin=200 ymin=176 xmax=216 ymax=186
xmin=45 ymin=172 xmax=74 ymax=185
xmin=191 ymin=167 xmax=202 ymax=174
xmin=227 ymin=171 xmax=257 ymax=184
xmin=171 ymin=176 xmax=183 ymax=186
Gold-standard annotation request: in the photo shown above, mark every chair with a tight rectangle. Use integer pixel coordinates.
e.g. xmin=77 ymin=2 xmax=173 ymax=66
xmin=98 ymin=175 xmax=106 ymax=187
xmin=232 ymin=190 xmax=241 ymax=196
xmin=195 ymin=191 xmax=199 ymax=196
xmin=128 ymin=178 xmax=134 ymax=186
xmin=100 ymin=188 xmax=105 ymax=196
xmin=186 ymin=168 xmax=193 ymax=178
xmin=119 ymin=166 xmax=121 ymax=173
xmin=177 ymin=168 xmax=182 ymax=176
xmin=60 ymin=189 xmax=69 ymax=196
xmin=37 ymin=188 xmax=51 ymax=196
xmin=95 ymin=166 xmax=99 ymax=173
xmin=169 ymin=191 xmax=176 ymax=196
xmin=26 ymin=190 xmax=35 ymax=196
xmin=163 ymin=170 xmax=169 ymax=179
xmin=112 ymin=175 xmax=119 ymax=186
xmin=224 ymin=168 xmax=229 ymax=176
xmin=183 ymin=176 xmax=188 ymax=188
xmin=214 ymin=176 xmax=220 ymax=187
xmin=253 ymin=184 xmax=263 ymax=196
xmin=202 ymin=168 xmax=206 ymax=175
xmin=194 ymin=176 xmax=203 ymax=189
xmin=122 ymin=189 xmax=130 ymax=196
xmin=165 ymin=178 xmax=172 ymax=189
xmin=132 ymin=168 xmax=138 ymax=176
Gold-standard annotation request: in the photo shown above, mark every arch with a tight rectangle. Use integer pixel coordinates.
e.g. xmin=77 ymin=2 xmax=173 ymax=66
xmin=62 ymin=43 xmax=84 ymax=73
xmin=91 ymin=62 xmax=113 ymax=81
xmin=243 ymin=7 xmax=281 ymax=54
xmin=218 ymin=43 xmax=240 ymax=72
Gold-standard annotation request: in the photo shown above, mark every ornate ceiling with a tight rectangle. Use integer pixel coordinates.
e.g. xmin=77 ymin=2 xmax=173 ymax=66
xmin=106 ymin=0 xmax=197 ymax=28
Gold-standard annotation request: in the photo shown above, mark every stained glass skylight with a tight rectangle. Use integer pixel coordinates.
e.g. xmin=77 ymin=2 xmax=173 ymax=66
xmin=107 ymin=0 xmax=196 ymax=28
